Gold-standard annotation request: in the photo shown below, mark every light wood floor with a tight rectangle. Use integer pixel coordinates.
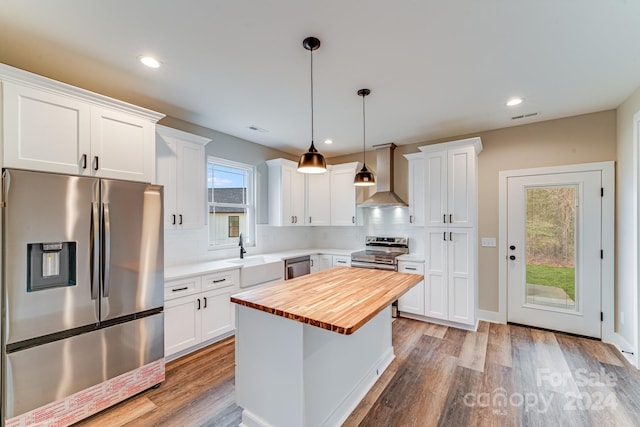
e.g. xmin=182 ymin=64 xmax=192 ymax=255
xmin=76 ymin=318 xmax=640 ymax=426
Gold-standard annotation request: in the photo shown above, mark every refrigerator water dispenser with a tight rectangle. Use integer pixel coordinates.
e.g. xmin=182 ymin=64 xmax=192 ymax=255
xmin=27 ymin=242 xmax=76 ymax=291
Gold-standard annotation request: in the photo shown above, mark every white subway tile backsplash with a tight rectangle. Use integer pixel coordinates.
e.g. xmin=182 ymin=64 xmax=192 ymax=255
xmin=164 ymin=207 xmax=425 ymax=266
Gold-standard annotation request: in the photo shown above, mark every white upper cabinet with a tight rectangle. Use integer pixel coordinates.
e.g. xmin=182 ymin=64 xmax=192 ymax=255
xmin=307 ymin=171 xmax=331 ymax=226
xmin=267 ymin=160 xmax=358 ymax=227
xmin=330 ymin=162 xmax=360 ymax=226
xmin=404 ymin=152 xmax=425 ymax=226
xmin=90 ymin=107 xmax=156 ymax=181
xmin=267 ymin=158 xmax=306 ymax=226
xmin=420 ymin=138 xmax=482 ymax=228
xmin=0 ymin=64 xmax=164 ymax=181
xmin=2 ymin=81 xmax=91 ymax=175
xmin=156 ymin=125 xmax=210 ymax=230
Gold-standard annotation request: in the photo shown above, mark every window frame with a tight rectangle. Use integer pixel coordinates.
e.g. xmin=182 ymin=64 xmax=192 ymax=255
xmin=207 ymin=156 xmax=256 ymax=249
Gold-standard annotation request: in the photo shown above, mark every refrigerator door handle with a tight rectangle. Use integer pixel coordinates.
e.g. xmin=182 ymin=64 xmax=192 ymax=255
xmin=91 ymin=201 xmax=100 ymax=299
xmin=102 ymin=202 xmax=112 ymax=298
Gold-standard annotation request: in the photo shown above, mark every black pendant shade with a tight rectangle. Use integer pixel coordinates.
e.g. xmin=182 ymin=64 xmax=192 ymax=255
xmin=298 ymin=36 xmax=327 ymax=174
xmin=354 ymin=88 xmax=376 ymax=186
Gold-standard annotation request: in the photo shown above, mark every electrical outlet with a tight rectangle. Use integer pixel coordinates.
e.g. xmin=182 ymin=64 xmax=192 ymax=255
xmin=481 ymin=237 xmax=496 ymax=247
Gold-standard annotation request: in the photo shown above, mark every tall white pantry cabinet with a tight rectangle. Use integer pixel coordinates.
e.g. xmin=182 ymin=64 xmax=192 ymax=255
xmin=400 ymin=137 xmax=482 ymax=328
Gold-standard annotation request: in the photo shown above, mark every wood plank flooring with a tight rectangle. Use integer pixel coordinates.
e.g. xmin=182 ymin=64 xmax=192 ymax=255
xmin=76 ymin=318 xmax=640 ymax=426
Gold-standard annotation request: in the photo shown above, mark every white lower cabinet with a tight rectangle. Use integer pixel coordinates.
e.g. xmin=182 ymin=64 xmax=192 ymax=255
xmin=397 ymin=261 xmax=425 ymax=315
xmin=164 ymin=269 xmax=239 ymax=358
xmin=332 ymin=255 xmax=351 ymax=267
xmin=425 ymin=228 xmax=474 ymax=325
xmin=310 ymin=254 xmax=333 ymax=273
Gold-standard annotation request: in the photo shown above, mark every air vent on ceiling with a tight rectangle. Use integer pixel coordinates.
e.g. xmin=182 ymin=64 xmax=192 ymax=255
xmin=511 ymin=112 xmax=539 ymax=120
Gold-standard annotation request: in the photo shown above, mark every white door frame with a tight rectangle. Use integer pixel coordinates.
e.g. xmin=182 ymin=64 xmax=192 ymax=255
xmin=498 ymin=161 xmax=615 ymax=342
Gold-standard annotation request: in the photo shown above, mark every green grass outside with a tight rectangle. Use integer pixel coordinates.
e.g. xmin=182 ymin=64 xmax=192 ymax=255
xmin=526 ymin=264 xmax=575 ymax=300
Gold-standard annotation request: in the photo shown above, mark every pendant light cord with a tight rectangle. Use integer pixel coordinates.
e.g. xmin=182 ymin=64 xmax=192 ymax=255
xmin=310 ymin=48 xmax=314 ymax=143
xmin=362 ymin=92 xmax=366 ymax=164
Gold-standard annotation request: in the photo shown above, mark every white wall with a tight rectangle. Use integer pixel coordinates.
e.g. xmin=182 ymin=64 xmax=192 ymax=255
xmin=615 ymin=85 xmax=640 ymax=362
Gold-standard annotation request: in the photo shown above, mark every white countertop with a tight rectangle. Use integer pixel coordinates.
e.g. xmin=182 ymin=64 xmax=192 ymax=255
xmin=164 ymin=248 xmax=359 ymax=280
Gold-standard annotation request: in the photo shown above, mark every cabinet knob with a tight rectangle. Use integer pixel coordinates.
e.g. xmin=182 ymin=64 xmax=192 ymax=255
xmin=509 ymin=255 xmax=516 ymax=261
xmin=509 ymin=245 xmax=516 ymax=250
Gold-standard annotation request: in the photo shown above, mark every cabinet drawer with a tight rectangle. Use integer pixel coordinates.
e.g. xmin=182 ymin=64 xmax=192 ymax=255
xmin=164 ymin=276 xmax=201 ymax=300
xmin=332 ymin=255 xmax=351 ymax=267
xmin=398 ymin=262 xmax=425 ymax=274
xmin=202 ymin=270 xmax=238 ymax=291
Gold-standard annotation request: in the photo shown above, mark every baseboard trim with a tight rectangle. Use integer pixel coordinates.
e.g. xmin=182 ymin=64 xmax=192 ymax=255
xmin=478 ymin=309 xmax=506 ymax=324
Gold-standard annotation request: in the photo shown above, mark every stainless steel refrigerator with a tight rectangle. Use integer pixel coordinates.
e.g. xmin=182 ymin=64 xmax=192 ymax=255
xmin=1 ymin=169 xmax=164 ymax=419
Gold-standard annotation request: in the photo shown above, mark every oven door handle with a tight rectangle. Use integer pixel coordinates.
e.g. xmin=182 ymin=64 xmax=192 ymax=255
xmin=350 ymin=261 xmax=397 ymax=271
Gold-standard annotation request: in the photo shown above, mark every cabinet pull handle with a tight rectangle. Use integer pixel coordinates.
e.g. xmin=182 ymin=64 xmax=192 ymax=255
xmin=197 ymin=298 xmax=201 ymax=310
xmin=443 ymin=214 xmax=447 ymax=223
xmin=179 ymin=214 xmax=183 ymax=225
xmin=172 ymin=214 xmax=176 ymax=225
xmin=291 ymin=216 xmax=294 ymax=223
xmin=405 ymin=267 xmax=417 ymax=271
xmin=172 ymin=286 xmax=188 ymax=292
xmin=338 ymin=260 xmax=346 ymax=264
xmin=81 ymin=154 xmax=87 ymax=169
xmin=212 ymin=278 xmax=226 ymax=283
xmin=443 ymin=232 xmax=447 ymax=241
xmin=94 ymin=156 xmax=99 ymax=171
xmin=409 ymin=215 xmax=413 ymax=223
xmin=449 ymin=214 xmax=453 ymax=223
xmin=295 ymin=216 xmax=298 ymax=223
xmin=310 ymin=259 xmax=314 ymax=267
xmin=352 ymin=216 xmax=355 ymax=223
xmin=309 ymin=216 xmax=312 ymax=224
xmin=203 ymin=297 xmax=207 ymax=309
xmin=449 ymin=232 xmax=453 ymax=241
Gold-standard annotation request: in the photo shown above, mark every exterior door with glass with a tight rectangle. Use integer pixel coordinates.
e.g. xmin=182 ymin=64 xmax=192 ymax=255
xmin=506 ymin=171 xmax=602 ymax=338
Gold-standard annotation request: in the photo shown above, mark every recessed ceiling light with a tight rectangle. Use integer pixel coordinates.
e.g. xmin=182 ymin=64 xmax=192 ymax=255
xmin=324 ymin=139 xmax=333 ymax=144
xmin=139 ymin=56 xmax=160 ymax=68
xmin=506 ymin=97 xmax=523 ymax=106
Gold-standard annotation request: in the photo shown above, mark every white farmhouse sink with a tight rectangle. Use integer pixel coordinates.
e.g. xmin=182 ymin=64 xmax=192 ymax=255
xmin=229 ymin=256 xmax=284 ymax=288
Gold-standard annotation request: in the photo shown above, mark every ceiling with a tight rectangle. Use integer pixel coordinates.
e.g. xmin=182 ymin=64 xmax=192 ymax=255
xmin=1 ymin=1 xmax=639 ymax=157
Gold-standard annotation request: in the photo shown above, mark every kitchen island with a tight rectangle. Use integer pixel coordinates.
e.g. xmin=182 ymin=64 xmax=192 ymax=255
xmin=231 ymin=267 xmax=423 ymax=427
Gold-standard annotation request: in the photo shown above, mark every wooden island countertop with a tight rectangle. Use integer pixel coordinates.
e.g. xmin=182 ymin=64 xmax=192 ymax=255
xmin=230 ymin=266 xmax=423 ymax=335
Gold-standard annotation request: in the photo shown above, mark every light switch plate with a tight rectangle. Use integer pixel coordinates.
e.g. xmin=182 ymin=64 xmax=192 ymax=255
xmin=481 ymin=237 xmax=496 ymax=247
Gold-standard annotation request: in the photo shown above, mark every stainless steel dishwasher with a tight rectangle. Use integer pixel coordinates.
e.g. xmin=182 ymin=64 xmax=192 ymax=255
xmin=284 ymin=255 xmax=311 ymax=280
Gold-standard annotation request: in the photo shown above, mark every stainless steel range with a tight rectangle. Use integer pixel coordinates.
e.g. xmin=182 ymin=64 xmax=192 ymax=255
xmin=350 ymin=236 xmax=409 ymax=271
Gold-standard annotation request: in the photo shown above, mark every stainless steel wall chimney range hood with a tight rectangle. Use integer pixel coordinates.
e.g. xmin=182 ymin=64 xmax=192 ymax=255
xmin=358 ymin=143 xmax=407 ymax=207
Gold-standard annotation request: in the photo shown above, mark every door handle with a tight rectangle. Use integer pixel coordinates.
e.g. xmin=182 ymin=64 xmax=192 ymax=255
xmin=91 ymin=201 xmax=100 ymax=300
xmin=509 ymin=255 xmax=516 ymax=260
xmin=102 ymin=203 xmax=111 ymax=297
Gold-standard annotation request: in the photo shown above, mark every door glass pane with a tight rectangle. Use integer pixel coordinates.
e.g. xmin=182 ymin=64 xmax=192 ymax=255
xmin=525 ymin=186 xmax=577 ymax=311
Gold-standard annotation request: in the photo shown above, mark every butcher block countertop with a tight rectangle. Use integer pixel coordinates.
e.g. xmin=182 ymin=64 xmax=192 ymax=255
xmin=230 ymin=267 xmax=423 ymax=335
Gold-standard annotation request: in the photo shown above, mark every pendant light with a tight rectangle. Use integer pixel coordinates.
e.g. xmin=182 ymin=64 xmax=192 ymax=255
xmin=354 ymin=88 xmax=375 ymax=186
xmin=297 ymin=37 xmax=327 ymax=174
